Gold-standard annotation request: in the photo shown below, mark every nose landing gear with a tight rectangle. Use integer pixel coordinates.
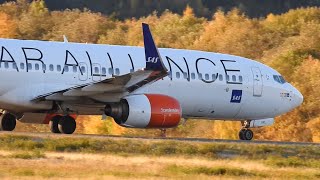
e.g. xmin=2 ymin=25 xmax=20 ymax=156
xmin=239 ymin=120 xmax=254 ymax=141
xmin=239 ymin=128 xmax=253 ymax=140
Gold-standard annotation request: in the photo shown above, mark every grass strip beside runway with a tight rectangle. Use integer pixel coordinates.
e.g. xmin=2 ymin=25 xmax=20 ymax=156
xmin=1 ymin=134 xmax=320 ymax=160
xmin=0 ymin=134 xmax=320 ymax=179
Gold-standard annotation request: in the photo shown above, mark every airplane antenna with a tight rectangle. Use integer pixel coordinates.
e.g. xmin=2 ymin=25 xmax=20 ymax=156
xmin=63 ymin=35 xmax=69 ymax=43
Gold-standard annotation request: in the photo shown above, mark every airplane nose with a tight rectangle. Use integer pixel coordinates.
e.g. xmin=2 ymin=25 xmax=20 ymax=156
xmin=292 ymin=87 xmax=303 ymax=107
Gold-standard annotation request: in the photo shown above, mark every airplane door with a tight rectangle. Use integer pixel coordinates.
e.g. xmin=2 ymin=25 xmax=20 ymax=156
xmin=92 ymin=63 xmax=101 ymax=82
xmin=251 ymin=67 xmax=263 ymax=96
xmin=79 ymin=62 xmax=88 ymax=81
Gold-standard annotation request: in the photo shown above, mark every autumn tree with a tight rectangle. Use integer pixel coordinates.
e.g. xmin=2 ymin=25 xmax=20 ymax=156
xmin=16 ymin=0 xmax=52 ymax=40
xmin=0 ymin=12 xmax=17 ymax=38
xmin=45 ymin=9 xmax=115 ymax=43
xmin=82 ymin=116 xmax=126 ymax=135
xmin=98 ymin=23 xmax=128 ymax=45
xmin=153 ymin=6 xmax=205 ymax=49
xmin=192 ymin=9 xmax=278 ymax=59
xmin=0 ymin=0 xmax=29 ymax=18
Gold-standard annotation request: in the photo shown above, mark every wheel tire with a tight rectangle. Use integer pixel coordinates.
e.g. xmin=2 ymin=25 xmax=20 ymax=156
xmin=49 ymin=115 xmax=62 ymax=133
xmin=0 ymin=113 xmax=16 ymax=131
xmin=243 ymin=129 xmax=254 ymax=140
xmin=58 ymin=116 xmax=76 ymax=134
xmin=238 ymin=129 xmax=246 ymax=140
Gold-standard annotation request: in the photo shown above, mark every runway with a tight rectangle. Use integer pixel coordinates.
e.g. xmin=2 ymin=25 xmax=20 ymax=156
xmin=0 ymin=131 xmax=318 ymax=146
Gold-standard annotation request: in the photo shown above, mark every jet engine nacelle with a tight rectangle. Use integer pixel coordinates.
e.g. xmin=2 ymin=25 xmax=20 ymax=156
xmin=249 ymin=118 xmax=274 ymax=128
xmin=105 ymin=94 xmax=182 ymax=128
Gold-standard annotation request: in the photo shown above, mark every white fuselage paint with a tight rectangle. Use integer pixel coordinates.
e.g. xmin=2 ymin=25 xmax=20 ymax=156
xmin=0 ymin=39 xmax=303 ymax=121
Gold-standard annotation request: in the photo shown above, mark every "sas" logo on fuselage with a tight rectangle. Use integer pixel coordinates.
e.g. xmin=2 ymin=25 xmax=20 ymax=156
xmin=147 ymin=57 xmax=159 ymax=63
xmin=232 ymin=95 xmax=241 ymax=101
xmin=230 ymin=90 xmax=242 ymax=103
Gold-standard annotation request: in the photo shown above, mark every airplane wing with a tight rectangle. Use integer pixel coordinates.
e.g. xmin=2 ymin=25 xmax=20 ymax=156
xmin=33 ymin=23 xmax=168 ymax=102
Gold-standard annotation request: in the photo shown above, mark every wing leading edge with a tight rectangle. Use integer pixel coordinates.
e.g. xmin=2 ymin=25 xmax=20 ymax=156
xmin=33 ymin=23 xmax=168 ymax=102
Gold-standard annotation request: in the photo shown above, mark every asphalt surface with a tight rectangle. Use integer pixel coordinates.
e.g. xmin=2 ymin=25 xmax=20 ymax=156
xmin=0 ymin=131 xmax=319 ymax=146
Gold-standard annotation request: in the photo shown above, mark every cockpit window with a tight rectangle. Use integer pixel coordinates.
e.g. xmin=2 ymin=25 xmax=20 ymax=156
xmin=273 ymin=75 xmax=286 ymax=84
xmin=279 ymin=76 xmax=286 ymax=84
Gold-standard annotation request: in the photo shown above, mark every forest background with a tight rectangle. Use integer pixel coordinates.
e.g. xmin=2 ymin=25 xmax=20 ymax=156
xmin=0 ymin=0 xmax=319 ymax=142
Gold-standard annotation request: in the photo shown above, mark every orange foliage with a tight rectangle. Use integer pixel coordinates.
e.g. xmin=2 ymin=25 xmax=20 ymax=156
xmin=0 ymin=12 xmax=16 ymax=38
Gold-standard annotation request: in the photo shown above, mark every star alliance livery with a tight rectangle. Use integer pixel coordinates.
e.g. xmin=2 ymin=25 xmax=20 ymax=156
xmin=0 ymin=23 xmax=303 ymax=140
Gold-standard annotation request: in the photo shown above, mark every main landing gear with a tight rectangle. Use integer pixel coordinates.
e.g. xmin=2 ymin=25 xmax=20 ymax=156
xmin=239 ymin=120 xmax=254 ymax=141
xmin=49 ymin=115 xmax=76 ymax=134
xmin=160 ymin=129 xmax=167 ymax=138
xmin=0 ymin=112 xmax=17 ymax=131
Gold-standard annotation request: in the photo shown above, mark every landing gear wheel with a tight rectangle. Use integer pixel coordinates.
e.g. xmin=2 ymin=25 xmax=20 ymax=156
xmin=238 ymin=129 xmax=246 ymax=140
xmin=0 ymin=113 xmax=16 ymax=131
xmin=239 ymin=129 xmax=254 ymax=141
xmin=58 ymin=116 xmax=76 ymax=134
xmin=244 ymin=129 xmax=253 ymax=140
xmin=49 ymin=115 xmax=62 ymax=133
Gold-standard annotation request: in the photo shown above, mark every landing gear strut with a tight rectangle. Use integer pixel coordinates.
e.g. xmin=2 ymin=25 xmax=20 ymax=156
xmin=50 ymin=115 xmax=76 ymax=134
xmin=160 ymin=129 xmax=167 ymax=138
xmin=239 ymin=120 xmax=254 ymax=141
xmin=0 ymin=112 xmax=16 ymax=131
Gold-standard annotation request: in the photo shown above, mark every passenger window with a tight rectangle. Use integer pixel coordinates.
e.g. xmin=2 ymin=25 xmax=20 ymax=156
xmin=73 ymin=66 xmax=77 ymax=73
xmin=232 ymin=75 xmax=236 ymax=81
xmin=205 ymin=73 xmax=209 ymax=80
xmin=102 ymin=67 xmax=106 ymax=75
xmin=115 ymin=68 xmax=120 ymax=75
xmin=57 ymin=65 xmax=61 ymax=72
xmin=108 ymin=68 xmax=113 ymax=75
xmin=219 ymin=74 xmax=223 ymax=81
xmin=12 ymin=63 xmax=17 ymax=70
xmin=64 ymin=66 xmax=69 ymax=72
xmin=49 ymin=64 xmax=54 ymax=71
xmin=94 ymin=67 xmax=99 ymax=74
xmin=28 ymin=63 xmax=32 ymax=70
xmin=191 ymin=73 xmax=196 ymax=80
xmin=35 ymin=63 xmax=39 ymax=70
xmin=168 ymin=71 xmax=172 ymax=79
xmin=226 ymin=75 xmax=230 ymax=81
xmin=176 ymin=72 xmax=181 ymax=79
xmin=198 ymin=73 xmax=202 ymax=80
xmin=239 ymin=76 xmax=243 ymax=82
xmin=42 ymin=64 xmax=46 ymax=71
xmin=183 ymin=72 xmax=188 ymax=79
xmin=81 ymin=66 xmax=86 ymax=73
xmin=212 ymin=74 xmax=217 ymax=81
xmin=20 ymin=63 xmax=25 ymax=70
xmin=4 ymin=62 xmax=9 ymax=69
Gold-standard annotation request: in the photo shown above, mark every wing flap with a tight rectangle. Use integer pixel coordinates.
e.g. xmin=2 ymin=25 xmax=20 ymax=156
xmin=63 ymin=89 xmax=100 ymax=96
xmin=45 ymin=93 xmax=78 ymax=101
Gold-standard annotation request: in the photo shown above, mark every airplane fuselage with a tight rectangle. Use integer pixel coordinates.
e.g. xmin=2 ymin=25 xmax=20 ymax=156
xmin=0 ymin=39 xmax=302 ymax=121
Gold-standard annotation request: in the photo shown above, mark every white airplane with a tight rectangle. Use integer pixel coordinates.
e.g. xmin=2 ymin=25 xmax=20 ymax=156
xmin=0 ymin=23 xmax=302 ymax=140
